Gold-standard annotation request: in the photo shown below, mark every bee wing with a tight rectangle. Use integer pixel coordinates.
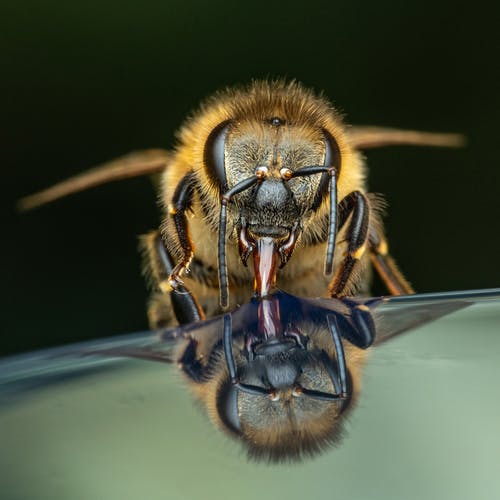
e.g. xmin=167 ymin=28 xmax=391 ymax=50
xmin=291 ymin=288 xmax=500 ymax=347
xmin=3 ymin=289 xmax=498 ymax=393
xmin=154 ymin=288 xmax=500 ymax=353
xmin=158 ymin=300 xmax=261 ymax=341
xmin=0 ymin=331 xmax=169 ymax=394
xmin=372 ymin=288 xmax=500 ymax=345
xmin=0 ymin=302 xmax=262 ymax=394
xmin=17 ymin=149 xmax=170 ymax=211
xmin=348 ymin=126 xmax=465 ymax=150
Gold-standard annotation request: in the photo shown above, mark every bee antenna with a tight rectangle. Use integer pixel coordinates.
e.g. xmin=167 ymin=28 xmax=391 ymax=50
xmin=300 ymin=387 xmax=344 ymax=401
xmin=218 ymin=175 xmax=261 ymax=308
xmin=223 ymin=313 xmax=272 ymax=397
xmin=327 ymin=314 xmax=348 ymax=397
xmin=287 ymin=166 xmax=338 ymax=275
xmin=324 ymin=167 xmax=338 ymax=275
xmin=223 ymin=313 xmax=238 ymax=382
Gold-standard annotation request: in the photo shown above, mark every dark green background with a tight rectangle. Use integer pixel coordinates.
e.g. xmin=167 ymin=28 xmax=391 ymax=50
xmin=2 ymin=0 xmax=499 ymax=355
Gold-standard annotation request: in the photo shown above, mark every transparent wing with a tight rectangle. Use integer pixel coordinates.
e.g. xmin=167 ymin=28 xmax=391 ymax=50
xmin=156 ymin=288 xmax=500 ymax=349
xmin=3 ymin=288 xmax=499 ymax=396
xmin=0 ymin=331 xmax=164 ymax=394
xmin=372 ymin=288 xmax=500 ymax=345
xmin=347 ymin=126 xmax=465 ymax=150
xmin=17 ymin=149 xmax=169 ymax=211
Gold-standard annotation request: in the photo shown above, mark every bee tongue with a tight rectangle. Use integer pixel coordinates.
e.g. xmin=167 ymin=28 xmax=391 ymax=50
xmin=252 ymin=236 xmax=280 ymax=299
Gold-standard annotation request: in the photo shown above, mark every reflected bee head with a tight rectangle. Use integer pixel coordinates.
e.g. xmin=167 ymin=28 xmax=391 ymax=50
xmin=217 ymin=344 xmax=352 ymax=462
xmin=184 ymin=311 xmax=364 ymax=463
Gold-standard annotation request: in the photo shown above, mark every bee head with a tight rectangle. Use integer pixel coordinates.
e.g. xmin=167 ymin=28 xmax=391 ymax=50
xmin=209 ymin=120 xmax=341 ymax=307
xmin=204 ymin=117 xmax=341 ymax=237
xmin=215 ymin=341 xmax=352 ymax=462
xmin=211 ymin=310 xmax=353 ymax=462
xmin=183 ymin=81 xmax=350 ymax=308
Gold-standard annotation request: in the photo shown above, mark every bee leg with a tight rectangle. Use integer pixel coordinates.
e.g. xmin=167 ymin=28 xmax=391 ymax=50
xmin=141 ymin=230 xmax=205 ymax=329
xmin=142 ymin=231 xmax=209 ymax=381
xmin=368 ymin=228 xmax=415 ymax=295
xmin=338 ymin=299 xmax=377 ymax=349
xmin=167 ymin=172 xmax=196 ymax=289
xmin=328 ymin=191 xmax=370 ymax=297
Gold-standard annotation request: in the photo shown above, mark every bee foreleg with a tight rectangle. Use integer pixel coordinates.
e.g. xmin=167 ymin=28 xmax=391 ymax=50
xmin=141 ymin=231 xmax=209 ymax=381
xmin=141 ymin=230 xmax=205 ymax=329
xmin=168 ymin=172 xmax=196 ymax=290
xmin=368 ymin=227 xmax=415 ymax=295
xmin=328 ymin=191 xmax=370 ymax=297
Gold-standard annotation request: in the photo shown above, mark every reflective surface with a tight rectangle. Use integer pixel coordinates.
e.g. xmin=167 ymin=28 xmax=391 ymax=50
xmin=1 ymin=296 xmax=500 ymax=500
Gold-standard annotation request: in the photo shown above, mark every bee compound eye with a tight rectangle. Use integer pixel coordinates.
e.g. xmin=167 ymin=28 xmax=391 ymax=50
xmin=322 ymin=129 xmax=341 ymax=170
xmin=203 ymin=120 xmax=232 ymax=190
xmin=309 ymin=129 xmax=342 ymax=212
xmin=216 ymin=383 xmax=242 ymax=434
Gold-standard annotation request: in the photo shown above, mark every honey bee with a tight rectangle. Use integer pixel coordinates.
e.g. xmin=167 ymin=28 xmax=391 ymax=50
xmin=20 ymin=80 xmax=463 ymax=325
xmin=20 ymin=80 xmax=464 ymax=461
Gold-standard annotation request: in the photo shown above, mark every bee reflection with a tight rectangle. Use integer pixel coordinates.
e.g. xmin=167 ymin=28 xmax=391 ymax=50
xmin=156 ymin=290 xmax=377 ymax=462
xmin=87 ymin=285 xmax=472 ymax=462
xmin=85 ymin=233 xmax=469 ymax=462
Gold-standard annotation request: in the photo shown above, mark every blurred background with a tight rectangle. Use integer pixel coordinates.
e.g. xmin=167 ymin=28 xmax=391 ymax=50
xmin=2 ymin=0 xmax=499 ymax=355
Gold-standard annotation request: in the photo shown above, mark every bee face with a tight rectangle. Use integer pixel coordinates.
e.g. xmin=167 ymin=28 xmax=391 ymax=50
xmin=170 ymin=82 xmax=349 ymax=249
xmin=201 ymin=105 xmax=342 ymax=241
xmin=182 ymin=86 xmax=347 ymax=308
xmin=224 ymin=123 xmax=333 ymax=238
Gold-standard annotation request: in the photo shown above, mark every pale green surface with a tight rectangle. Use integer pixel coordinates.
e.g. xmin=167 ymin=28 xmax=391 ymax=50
xmin=1 ymin=302 xmax=499 ymax=500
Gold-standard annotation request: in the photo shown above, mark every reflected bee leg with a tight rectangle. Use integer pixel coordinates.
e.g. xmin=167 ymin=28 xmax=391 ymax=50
xmin=177 ymin=337 xmax=205 ymax=382
xmin=368 ymin=227 xmax=415 ymax=295
xmin=328 ymin=191 xmax=370 ymax=297
xmin=339 ymin=298 xmax=377 ymax=349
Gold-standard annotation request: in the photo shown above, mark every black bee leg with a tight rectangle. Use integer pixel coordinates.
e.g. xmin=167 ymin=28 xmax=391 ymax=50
xmin=338 ymin=298 xmax=377 ymax=349
xmin=368 ymin=227 xmax=415 ymax=295
xmin=148 ymin=232 xmax=210 ymax=381
xmin=176 ymin=337 xmax=205 ymax=381
xmin=167 ymin=172 xmax=196 ymax=290
xmin=90 ymin=229 xmax=205 ymax=374
xmin=141 ymin=230 xmax=204 ymax=329
xmin=328 ymin=191 xmax=370 ymax=297
xmin=156 ymin=234 xmax=205 ymax=324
